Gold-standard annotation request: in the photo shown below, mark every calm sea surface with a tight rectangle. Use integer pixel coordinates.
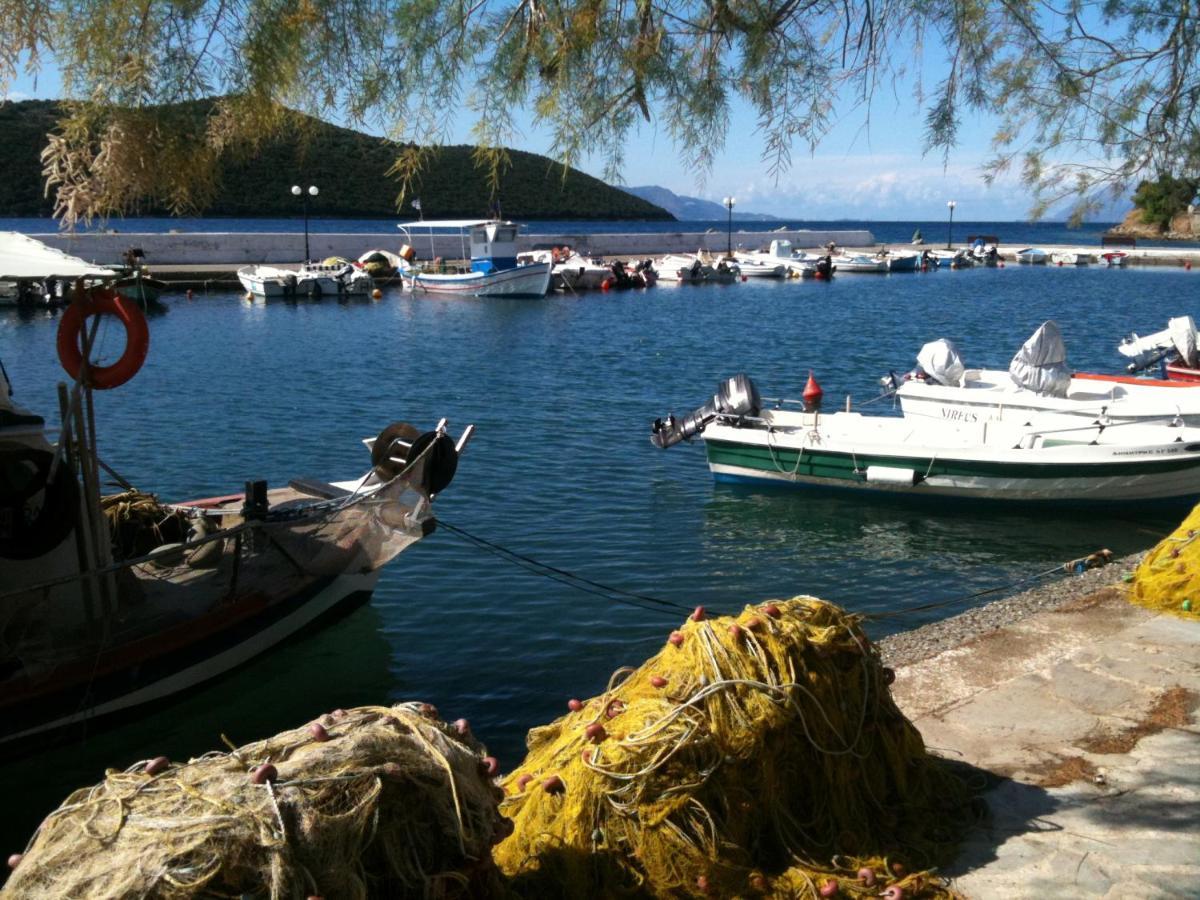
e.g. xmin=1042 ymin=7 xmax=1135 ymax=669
xmin=1 ymin=259 xmax=1195 ymax=851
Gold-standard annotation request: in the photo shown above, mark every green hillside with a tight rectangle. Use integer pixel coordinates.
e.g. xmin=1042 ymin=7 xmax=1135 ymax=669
xmin=0 ymin=99 xmax=673 ymax=221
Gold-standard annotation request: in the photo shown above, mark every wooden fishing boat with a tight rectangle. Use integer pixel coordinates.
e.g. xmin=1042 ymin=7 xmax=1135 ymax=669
xmin=397 ymin=220 xmax=551 ymax=298
xmin=0 ymin=235 xmax=473 ymax=754
xmin=650 ymin=374 xmax=1200 ymax=506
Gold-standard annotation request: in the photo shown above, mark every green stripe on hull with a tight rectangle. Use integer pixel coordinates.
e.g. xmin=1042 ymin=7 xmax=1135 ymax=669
xmin=704 ymin=438 xmax=1200 ymax=481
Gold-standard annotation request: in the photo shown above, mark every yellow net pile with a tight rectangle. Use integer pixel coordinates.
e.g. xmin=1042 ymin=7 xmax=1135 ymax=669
xmin=1130 ymin=502 xmax=1200 ymax=619
xmin=495 ymin=597 xmax=970 ymax=898
xmin=4 ymin=704 xmax=506 ymax=900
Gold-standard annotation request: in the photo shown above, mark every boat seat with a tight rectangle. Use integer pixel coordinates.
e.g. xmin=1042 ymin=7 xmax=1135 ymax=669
xmin=287 ymin=478 xmax=352 ymax=500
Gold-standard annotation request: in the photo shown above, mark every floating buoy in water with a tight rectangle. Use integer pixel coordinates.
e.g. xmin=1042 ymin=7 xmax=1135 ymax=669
xmin=1186 ymin=260 xmax=1193 ymax=270
xmin=186 ymin=289 xmax=194 ymax=300
xmin=144 ymin=756 xmax=170 ymax=776
xmin=371 ymin=288 xmax=382 ymax=299
xmin=567 ymin=698 xmax=584 ymax=712
xmin=690 ymin=605 xmax=706 ymax=622
xmin=741 ymin=275 xmax=748 ymax=282
xmin=245 ymin=291 xmax=253 ymax=301
xmin=803 ymin=371 xmax=824 ymax=409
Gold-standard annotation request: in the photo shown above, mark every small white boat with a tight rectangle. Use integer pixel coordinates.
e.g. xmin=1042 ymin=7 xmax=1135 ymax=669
xmin=737 ymin=240 xmax=830 ymax=278
xmin=928 ymin=248 xmax=973 ymax=269
xmin=893 ymin=323 xmax=1200 ymax=428
xmin=731 ymin=254 xmax=787 ymax=278
xmin=1016 ymin=248 xmax=1049 ymax=264
xmin=238 ymin=260 xmax=373 ymax=298
xmin=519 ymin=249 xmax=611 ymax=291
xmin=1050 ymin=250 xmax=1091 ymax=266
xmin=831 ymin=254 xmax=888 ymax=273
xmin=398 ymin=220 xmax=552 ymax=299
xmin=651 ymin=373 xmax=1200 ymax=506
xmin=1102 ymin=251 xmax=1129 ymax=267
xmin=880 ymin=250 xmax=920 ymax=272
xmin=662 ymin=252 xmax=740 ymax=283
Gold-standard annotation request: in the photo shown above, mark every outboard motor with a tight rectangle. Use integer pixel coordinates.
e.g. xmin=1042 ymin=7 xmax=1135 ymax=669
xmin=815 ymin=255 xmax=833 ymax=278
xmin=651 ymin=374 xmax=761 ymax=449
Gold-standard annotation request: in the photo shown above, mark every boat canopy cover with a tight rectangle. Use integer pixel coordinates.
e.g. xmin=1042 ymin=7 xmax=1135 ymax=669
xmin=1009 ymin=321 xmax=1070 ymax=397
xmin=396 ymin=220 xmax=501 ymax=230
xmin=916 ymin=338 xmax=965 ymax=386
xmin=0 ymin=232 xmax=116 ymax=280
xmin=1169 ymin=315 xmax=1199 ymax=367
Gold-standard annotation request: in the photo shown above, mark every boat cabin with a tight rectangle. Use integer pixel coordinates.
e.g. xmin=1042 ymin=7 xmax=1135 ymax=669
xmin=397 ymin=220 xmax=521 ymax=274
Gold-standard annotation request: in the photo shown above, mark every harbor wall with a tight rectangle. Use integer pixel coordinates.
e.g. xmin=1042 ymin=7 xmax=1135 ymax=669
xmin=29 ymin=229 xmax=877 ymax=266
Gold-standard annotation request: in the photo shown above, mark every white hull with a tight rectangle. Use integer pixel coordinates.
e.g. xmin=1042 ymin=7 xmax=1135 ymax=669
xmin=701 ymin=408 xmax=1200 ymax=504
xmin=402 ymin=262 xmax=551 ymax=298
xmin=896 ymin=368 xmax=1200 ymax=427
xmin=238 ymin=265 xmax=373 ymax=297
xmin=831 ymin=255 xmax=888 ymax=273
xmin=1016 ymin=248 xmax=1049 ymax=264
xmin=1051 ymin=251 xmax=1091 ymax=265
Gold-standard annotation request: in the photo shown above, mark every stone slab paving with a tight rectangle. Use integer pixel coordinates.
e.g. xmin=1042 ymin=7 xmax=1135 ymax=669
xmin=890 ymin=590 xmax=1200 ymax=898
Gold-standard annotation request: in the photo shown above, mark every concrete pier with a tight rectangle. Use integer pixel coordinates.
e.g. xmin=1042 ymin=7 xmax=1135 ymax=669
xmin=29 ymin=229 xmax=875 ymax=267
xmin=892 ymin=588 xmax=1199 ymax=897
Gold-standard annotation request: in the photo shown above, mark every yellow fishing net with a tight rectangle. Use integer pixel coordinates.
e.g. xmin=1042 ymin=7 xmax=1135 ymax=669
xmin=4 ymin=704 xmax=506 ymax=899
xmin=494 ymin=597 xmax=970 ymax=898
xmin=1130 ymin=503 xmax=1200 ymax=619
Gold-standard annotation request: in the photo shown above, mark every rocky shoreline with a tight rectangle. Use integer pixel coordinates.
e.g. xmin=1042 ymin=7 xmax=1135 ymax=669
xmin=879 ymin=551 xmax=1142 ymax=667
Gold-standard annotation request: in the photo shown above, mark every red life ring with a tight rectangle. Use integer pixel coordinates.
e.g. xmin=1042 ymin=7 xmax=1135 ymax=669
xmin=56 ymin=288 xmax=150 ymax=389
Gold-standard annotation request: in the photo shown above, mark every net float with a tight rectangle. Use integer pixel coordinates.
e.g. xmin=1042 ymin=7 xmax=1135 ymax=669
xmin=891 ymin=862 xmax=907 ymax=877
xmin=308 ymin=722 xmax=330 ymax=742
xmin=668 ymin=631 xmax=684 ymax=647
xmin=8 ymin=854 xmax=23 ymax=869
xmin=605 ymin=700 xmax=625 ymax=719
xmin=857 ymin=867 xmax=876 ymax=886
xmin=745 ymin=616 xmax=764 ymax=631
xmin=728 ymin=623 xmax=744 ymax=641
xmin=881 ymin=887 xmax=904 ymax=900
xmin=763 ymin=603 xmax=782 ymax=618
xmin=650 ymin=675 xmax=668 ymax=688
xmin=696 ymin=875 xmax=713 ymax=895
xmin=418 ymin=703 xmax=438 ymax=718
xmin=542 ymin=774 xmax=565 ymax=794
xmin=515 ymin=773 xmax=533 ymax=792
xmin=584 ymin=723 xmax=607 ymax=743
xmin=882 ymin=667 xmax=896 ymax=685
xmin=330 ymin=708 xmax=348 ymax=720
xmin=567 ymin=698 xmax=584 ymax=712
xmin=690 ymin=605 xmax=706 ymax=621
xmin=580 ymin=748 xmax=592 ymax=763
xmin=818 ymin=877 xmax=839 ymax=897
xmin=251 ymin=763 xmax=278 ymax=785
xmin=749 ymin=873 xmax=767 ymax=891
xmin=452 ymin=718 xmax=471 ymax=736
xmin=479 ymin=756 xmax=500 ymax=777
xmin=144 ymin=756 xmax=170 ymax=776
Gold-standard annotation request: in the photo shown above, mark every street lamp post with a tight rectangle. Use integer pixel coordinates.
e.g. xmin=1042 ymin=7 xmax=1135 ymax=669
xmin=292 ymin=184 xmax=319 ymax=261
xmin=945 ymin=199 xmax=957 ymax=250
xmin=722 ymin=196 xmax=736 ymax=256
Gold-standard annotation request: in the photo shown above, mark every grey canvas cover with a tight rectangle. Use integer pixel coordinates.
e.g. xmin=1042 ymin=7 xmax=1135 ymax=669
xmin=1009 ymin=321 xmax=1070 ymax=397
xmin=915 ymin=338 xmax=966 ymax=386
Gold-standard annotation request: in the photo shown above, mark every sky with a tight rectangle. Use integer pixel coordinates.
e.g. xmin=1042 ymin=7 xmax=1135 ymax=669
xmin=4 ymin=34 xmax=1131 ymax=223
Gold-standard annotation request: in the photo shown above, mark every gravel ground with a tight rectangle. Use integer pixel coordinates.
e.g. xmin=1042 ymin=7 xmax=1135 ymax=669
xmin=878 ymin=551 xmax=1143 ymax=667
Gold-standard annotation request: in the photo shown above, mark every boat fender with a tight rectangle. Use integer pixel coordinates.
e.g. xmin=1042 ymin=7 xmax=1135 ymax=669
xmin=371 ymin=421 xmax=422 ymax=481
xmin=56 ymin=288 xmax=150 ymax=389
xmin=864 ymin=465 xmax=922 ymax=486
xmin=404 ymin=430 xmax=459 ymax=495
xmin=0 ymin=446 xmax=79 ymax=560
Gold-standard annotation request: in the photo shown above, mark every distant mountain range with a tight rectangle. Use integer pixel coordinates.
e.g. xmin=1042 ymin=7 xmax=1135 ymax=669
xmin=625 ymin=186 xmax=780 ymax=221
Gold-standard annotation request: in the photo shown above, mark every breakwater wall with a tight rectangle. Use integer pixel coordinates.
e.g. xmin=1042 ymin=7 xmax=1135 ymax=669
xmin=29 ymin=229 xmax=876 ymax=266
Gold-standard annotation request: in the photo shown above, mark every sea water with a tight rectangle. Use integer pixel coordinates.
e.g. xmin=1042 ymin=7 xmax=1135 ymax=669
xmin=0 ymin=261 xmax=1193 ymax=849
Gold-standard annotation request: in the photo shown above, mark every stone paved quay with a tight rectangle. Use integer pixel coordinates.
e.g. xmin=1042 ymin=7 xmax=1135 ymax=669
xmin=890 ymin=587 xmax=1200 ymax=898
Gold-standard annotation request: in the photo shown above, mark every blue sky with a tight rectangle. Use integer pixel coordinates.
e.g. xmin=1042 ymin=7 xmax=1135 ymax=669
xmin=5 ymin=42 xmax=1130 ymax=222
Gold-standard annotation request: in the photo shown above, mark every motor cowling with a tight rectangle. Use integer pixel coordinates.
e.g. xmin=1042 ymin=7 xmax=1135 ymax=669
xmin=651 ymin=374 xmax=760 ymax=449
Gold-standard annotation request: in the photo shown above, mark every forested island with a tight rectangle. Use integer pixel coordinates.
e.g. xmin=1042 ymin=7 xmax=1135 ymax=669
xmin=0 ymin=99 xmax=673 ymax=221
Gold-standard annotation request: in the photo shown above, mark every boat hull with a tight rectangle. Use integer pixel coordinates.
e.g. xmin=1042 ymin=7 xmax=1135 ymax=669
xmin=699 ymin=415 xmax=1200 ymax=506
xmin=403 ymin=262 xmax=551 ymax=298
xmin=238 ymin=266 xmax=373 ymax=298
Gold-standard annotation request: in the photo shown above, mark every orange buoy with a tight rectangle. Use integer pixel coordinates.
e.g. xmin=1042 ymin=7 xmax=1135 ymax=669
xmin=1186 ymin=260 xmax=1193 ymax=270
xmin=56 ymin=288 xmax=150 ymax=390
xmin=803 ymin=371 xmax=823 ymax=409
